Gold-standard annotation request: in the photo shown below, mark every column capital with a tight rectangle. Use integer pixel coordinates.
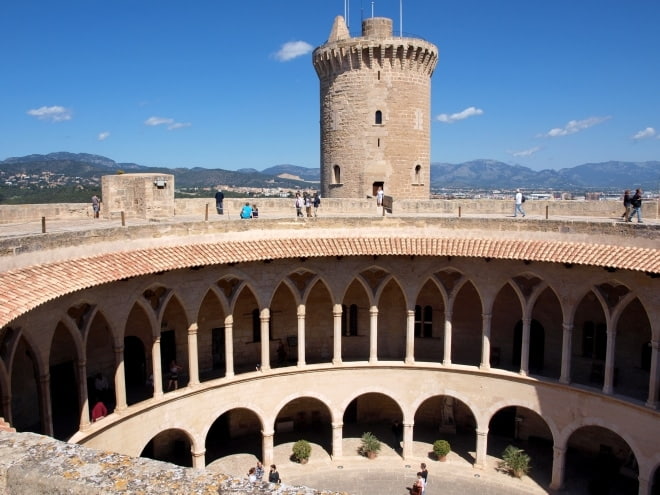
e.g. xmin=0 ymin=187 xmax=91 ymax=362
xmin=187 ymin=322 xmax=199 ymax=334
xmin=191 ymin=448 xmax=206 ymax=458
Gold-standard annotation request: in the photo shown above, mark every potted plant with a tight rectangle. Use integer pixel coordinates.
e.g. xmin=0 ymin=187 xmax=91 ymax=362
xmin=432 ymin=439 xmax=451 ymax=461
xmin=499 ymin=445 xmax=531 ymax=478
xmin=359 ymin=432 xmax=382 ymax=459
xmin=292 ymin=439 xmax=311 ymax=464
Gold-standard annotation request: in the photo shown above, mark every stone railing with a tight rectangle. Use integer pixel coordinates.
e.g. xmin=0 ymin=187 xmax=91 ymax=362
xmin=0 ymin=431 xmax=336 ymax=495
xmin=0 ymin=198 xmax=657 ymax=225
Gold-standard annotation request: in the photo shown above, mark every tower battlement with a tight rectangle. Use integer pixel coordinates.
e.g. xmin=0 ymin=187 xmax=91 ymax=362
xmin=313 ymin=16 xmax=438 ymax=200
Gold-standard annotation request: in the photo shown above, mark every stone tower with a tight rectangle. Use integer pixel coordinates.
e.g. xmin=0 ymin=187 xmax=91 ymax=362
xmin=313 ymin=16 xmax=438 ymax=200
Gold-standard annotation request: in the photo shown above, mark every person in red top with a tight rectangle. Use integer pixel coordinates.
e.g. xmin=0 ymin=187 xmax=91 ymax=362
xmin=91 ymin=399 xmax=107 ymax=422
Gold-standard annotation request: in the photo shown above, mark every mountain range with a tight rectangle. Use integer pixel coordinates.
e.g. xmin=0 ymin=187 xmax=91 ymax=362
xmin=2 ymin=152 xmax=658 ymax=191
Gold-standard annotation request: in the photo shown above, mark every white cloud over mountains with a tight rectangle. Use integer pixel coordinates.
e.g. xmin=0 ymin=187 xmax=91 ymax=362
xmin=274 ymin=41 xmax=313 ymax=61
xmin=144 ymin=116 xmax=191 ymax=130
xmin=27 ymin=105 xmax=72 ymax=122
xmin=435 ymin=106 xmax=484 ymax=123
xmin=542 ymin=116 xmax=610 ymax=137
xmin=98 ymin=131 xmax=110 ymax=141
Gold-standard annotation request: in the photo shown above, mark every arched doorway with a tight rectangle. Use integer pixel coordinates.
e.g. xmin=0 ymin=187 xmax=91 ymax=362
xmin=124 ymin=336 xmax=147 ymax=405
xmin=141 ymin=428 xmax=192 ymax=467
xmin=513 ymin=319 xmax=545 ymax=373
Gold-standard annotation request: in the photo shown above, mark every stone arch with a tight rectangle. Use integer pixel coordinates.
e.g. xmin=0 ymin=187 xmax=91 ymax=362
xmin=571 ymin=288 xmax=609 ymax=388
xmin=49 ymin=321 xmax=81 ymax=440
xmin=85 ymin=310 xmax=115 ymax=410
xmin=414 ymin=277 xmax=445 ymax=362
xmin=451 ymin=279 xmax=483 ymax=366
xmin=303 ymin=278 xmax=334 ymax=365
xmin=196 ymin=288 xmax=228 ymax=382
xmin=341 ymin=276 xmax=372 ymax=361
xmin=204 ymin=407 xmax=265 ymax=466
xmin=10 ymin=334 xmax=42 ymax=433
xmin=123 ymin=302 xmax=152 ymax=402
xmin=269 ymin=280 xmax=297 ymax=368
xmin=491 ymin=281 xmax=524 ymax=372
xmin=160 ymin=293 xmax=190 ymax=391
xmin=141 ymin=427 xmax=195 ymax=468
xmin=561 ymin=421 xmax=640 ymax=494
xmin=342 ymin=390 xmax=404 ymax=456
xmin=377 ymin=277 xmax=407 ymax=360
xmin=273 ymin=396 xmax=334 ymax=459
xmin=413 ymin=394 xmax=478 ymax=463
xmin=231 ymin=284 xmax=261 ymax=373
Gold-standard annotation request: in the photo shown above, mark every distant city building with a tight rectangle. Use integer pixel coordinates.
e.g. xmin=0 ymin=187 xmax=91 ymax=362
xmin=313 ymin=16 xmax=438 ymax=200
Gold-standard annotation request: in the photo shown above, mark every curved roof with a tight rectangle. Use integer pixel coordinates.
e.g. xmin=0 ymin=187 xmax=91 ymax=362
xmin=0 ymin=234 xmax=658 ymax=328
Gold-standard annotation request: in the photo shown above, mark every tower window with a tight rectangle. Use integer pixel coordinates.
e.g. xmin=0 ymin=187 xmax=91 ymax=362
xmin=375 ymin=110 xmax=382 ymax=125
xmin=414 ymin=165 xmax=422 ymax=185
xmin=377 ymin=138 xmax=380 ymax=148
xmin=333 ymin=165 xmax=341 ymax=184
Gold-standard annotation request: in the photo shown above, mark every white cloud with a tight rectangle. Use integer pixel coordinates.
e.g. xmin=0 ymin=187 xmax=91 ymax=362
xmin=27 ymin=105 xmax=72 ymax=122
xmin=98 ymin=131 xmax=110 ymax=141
xmin=145 ymin=116 xmax=174 ymax=126
xmin=435 ymin=106 xmax=484 ymax=123
xmin=144 ymin=116 xmax=190 ymax=130
xmin=632 ymin=127 xmax=656 ymax=140
xmin=511 ymin=146 xmax=541 ymax=158
xmin=274 ymin=41 xmax=313 ymax=61
xmin=542 ymin=116 xmax=610 ymax=137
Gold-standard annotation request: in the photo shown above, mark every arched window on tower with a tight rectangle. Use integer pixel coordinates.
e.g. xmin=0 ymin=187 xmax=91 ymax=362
xmin=414 ymin=164 xmax=422 ymax=185
xmin=375 ymin=110 xmax=383 ymax=125
xmin=333 ymin=165 xmax=341 ymax=184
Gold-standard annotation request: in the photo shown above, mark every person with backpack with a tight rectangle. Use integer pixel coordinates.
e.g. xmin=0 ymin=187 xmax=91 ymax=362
xmin=312 ymin=193 xmax=321 ymax=217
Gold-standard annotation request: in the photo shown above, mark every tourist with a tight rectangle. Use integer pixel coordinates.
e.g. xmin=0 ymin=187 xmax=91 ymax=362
xmin=247 ymin=467 xmax=257 ymax=483
xmin=251 ymin=204 xmax=259 ymax=218
xmin=627 ymin=188 xmax=643 ymax=223
xmin=254 ymin=461 xmax=264 ymax=481
xmin=91 ymin=398 xmax=107 ymax=422
xmin=295 ymin=193 xmax=304 ymax=217
xmin=313 ymin=193 xmax=321 ymax=216
xmin=411 ymin=473 xmax=425 ymax=495
xmin=419 ymin=463 xmax=428 ymax=494
xmin=621 ymin=189 xmax=631 ymax=221
xmin=376 ymin=186 xmax=384 ymax=206
xmin=268 ymin=464 xmax=281 ymax=483
xmin=167 ymin=360 xmax=182 ymax=391
xmin=305 ymin=193 xmax=313 ymax=217
xmin=214 ymin=189 xmax=224 ymax=215
xmin=514 ymin=189 xmax=526 ymax=217
xmin=240 ymin=203 xmax=253 ymax=219
xmin=91 ymin=195 xmax=101 ymax=218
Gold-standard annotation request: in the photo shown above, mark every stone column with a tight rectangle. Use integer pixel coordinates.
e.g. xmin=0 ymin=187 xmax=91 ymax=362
xmin=474 ymin=429 xmax=488 ymax=469
xmin=262 ymin=430 xmax=275 ymax=467
xmin=260 ymin=309 xmax=271 ymax=372
xmin=637 ymin=474 xmax=650 ymax=495
xmin=297 ymin=305 xmax=306 ymax=367
xmin=225 ymin=316 xmax=235 ymax=378
xmin=559 ymin=322 xmax=573 ymax=384
xmin=443 ymin=310 xmax=453 ymax=365
xmin=331 ymin=422 xmax=343 ymax=458
xmin=603 ymin=323 xmax=617 ymax=394
xmin=369 ymin=306 xmax=378 ymax=363
xmin=152 ymin=336 xmax=163 ymax=399
xmin=520 ymin=317 xmax=531 ymax=375
xmin=191 ymin=448 xmax=206 ymax=469
xmin=187 ymin=323 xmax=200 ymax=387
xmin=402 ymin=422 xmax=414 ymax=459
xmin=549 ymin=445 xmax=566 ymax=490
xmin=78 ymin=360 xmax=91 ymax=431
xmin=39 ymin=373 xmax=54 ymax=437
xmin=645 ymin=339 xmax=658 ymax=408
xmin=332 ymin=304 xmax=343 ymax=365
xmin=114 ymin=344 xmax=127 ymax=411
xmin=405 ymin=309 xmax=415 ymax=364
xmin=479 ymin=313 xmax=492 ymax=369
xmin=2 ymin=395 xmax=12 ymax=425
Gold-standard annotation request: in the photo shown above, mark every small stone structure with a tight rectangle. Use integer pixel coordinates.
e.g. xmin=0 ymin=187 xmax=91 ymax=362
xmin=101 ymin=173 xmax=175 ymax=220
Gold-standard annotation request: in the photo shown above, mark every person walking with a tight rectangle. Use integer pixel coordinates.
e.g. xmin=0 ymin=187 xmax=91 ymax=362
xmin=295 ymin=193 xmax=304 ymax=218
xmin=514 ymin=189 xmax=526 ymax=217
xmin=268 ymin=464 xmax=280 ymax=483
xmin=312 ymin=193 xmax=321 ymax=217
xmin=621 ymin=189 xmax=631 ymax=221
xmin=627 ymin=188 xmax=643 ymax=223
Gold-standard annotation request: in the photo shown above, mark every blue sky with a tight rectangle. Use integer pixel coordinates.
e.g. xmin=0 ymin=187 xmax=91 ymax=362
xmin=1 ymin=0 xmax=659 ymax=171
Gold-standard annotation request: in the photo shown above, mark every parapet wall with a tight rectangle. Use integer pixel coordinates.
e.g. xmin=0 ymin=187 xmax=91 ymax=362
xmin=0 ymin=431 xmax=330 ymax=495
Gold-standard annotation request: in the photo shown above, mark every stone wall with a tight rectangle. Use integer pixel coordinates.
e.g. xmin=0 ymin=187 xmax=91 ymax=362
xmin=0 ymin=431 xmax=335 ymax=495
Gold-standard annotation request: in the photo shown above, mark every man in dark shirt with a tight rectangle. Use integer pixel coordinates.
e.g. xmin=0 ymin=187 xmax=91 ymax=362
xmin=214 ymin=189 xmax=224 ymax=215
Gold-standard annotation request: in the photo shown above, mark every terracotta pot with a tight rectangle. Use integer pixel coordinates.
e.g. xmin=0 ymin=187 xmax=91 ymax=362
xmin=367 ymin=451 xmax=378 ymax=459
xmin=299 ymin=458 xmax=308 ymax=464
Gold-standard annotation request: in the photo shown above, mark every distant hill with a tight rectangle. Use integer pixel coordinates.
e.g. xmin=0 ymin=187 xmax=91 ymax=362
xmin=1 ymin=152 xmax=657 ymax=191
xmin=430 ymin=160 xmax=659 ymax=190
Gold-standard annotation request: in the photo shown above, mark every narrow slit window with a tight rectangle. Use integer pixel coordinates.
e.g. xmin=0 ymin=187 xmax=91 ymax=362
xmin=375 ymin=110 xmax=382 ymax=125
